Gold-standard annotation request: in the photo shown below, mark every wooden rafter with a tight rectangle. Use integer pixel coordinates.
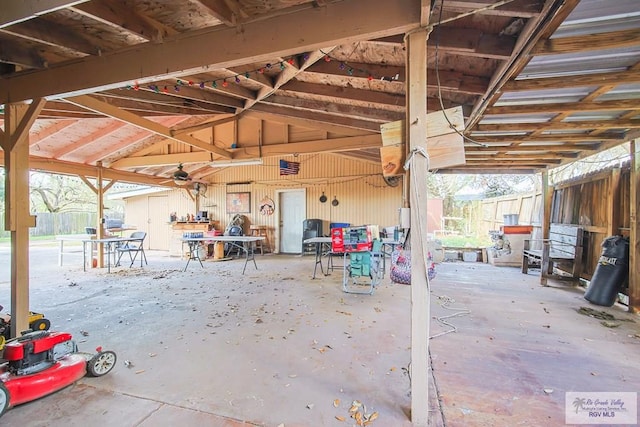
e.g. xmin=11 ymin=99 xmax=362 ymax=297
xmin=0 ymin=0 xmax=89 ymax=28
xmin=111 ymin=134 xmax=382 ymax=168
xmin=64 ymin=95 xmax=232 ymax=158
xmin=0 ymin=0 xmax=421 ymax=103
xmin=533 ymin=28 xmax=640 ymax=56
xmin=241 ymin=48 xmax=336 ymax=112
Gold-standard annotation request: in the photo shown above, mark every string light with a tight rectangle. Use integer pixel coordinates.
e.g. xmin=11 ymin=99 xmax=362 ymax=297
xmin=128 ymin=51 xmax=400 ymax=94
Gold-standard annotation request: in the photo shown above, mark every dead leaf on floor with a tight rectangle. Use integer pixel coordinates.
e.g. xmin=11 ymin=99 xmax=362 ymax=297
xmin=333 ymin=398 xmax=340 ymax=407
xmin=542 ymin=325 xmax=551 ymax=328
xmin=601 ymin=320 xmax=621 ymax=328
xmin=336 ymin=310 xmax=352 ymax=316
xmin=80 ymin=330 xmax=89 ymax=336
xmin=335 ymin=415 xmax=345 ymax=421
xmin=135 ymin=369 xmax=145 ymax=374
xmin=374 ymin=307 xmax=382 ymax=312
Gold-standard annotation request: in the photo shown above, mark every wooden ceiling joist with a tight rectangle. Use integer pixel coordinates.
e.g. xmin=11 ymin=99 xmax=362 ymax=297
xmin=64 ymin=95 xmax=232 ymax=158
xmin=0 ymin=0 xmax=89 ymax=28
xmin=503 ymin=69 xmax=640 ymax=92
xmin=111 ymin=134 xmax=383 ymax=169
xmin=533 ymin=28 xmax=640 ymax=56
xmin=0 ymin=0 xmax=421 ymax=103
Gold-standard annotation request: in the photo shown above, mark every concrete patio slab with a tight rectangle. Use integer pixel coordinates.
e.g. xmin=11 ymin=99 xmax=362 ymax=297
xmin=0 ymin=243 xmax=638 ymax=426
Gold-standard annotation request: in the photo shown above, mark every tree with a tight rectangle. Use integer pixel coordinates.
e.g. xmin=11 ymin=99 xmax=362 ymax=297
xmin=29 ymin=172 xmax=96 ymax=213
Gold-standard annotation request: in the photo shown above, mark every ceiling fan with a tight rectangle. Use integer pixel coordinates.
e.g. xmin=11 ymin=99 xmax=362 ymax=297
xmin=172 ymin=163 xmax=191 ymax=185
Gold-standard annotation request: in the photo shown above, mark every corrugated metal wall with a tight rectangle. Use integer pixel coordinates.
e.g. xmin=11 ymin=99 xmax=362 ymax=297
xmin=124 ymin=153 xmax=403 ymax=251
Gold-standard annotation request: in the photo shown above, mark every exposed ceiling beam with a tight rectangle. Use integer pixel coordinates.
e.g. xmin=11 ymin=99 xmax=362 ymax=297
xmin=64 ymin=95 xmax=233 ymax=158
xmin=466 ymin=0 xmax=579 ymax=130
xmin=464 ymin=144 xmax=599 ymax=152
xmin=156 ymin=80 xmax=246 ymax=108
xmin=171 ymin=114 xmax=238 ymax=136
xmin=83 ymin=127 xmax=153 ymax=165
xmin=476 ymin=120 xmax=640 ymax=132
xmin=503 ymin=69 xmax=640 ymax=92
xmin=28 ymin=119 xmax=78 ymax=147
xmin=375 ymin=29 xmax=515 ymax=60
xmin=0 ymin=42 xmax=47 ymax=69
xmin=2 ymin=156 xmax=170 ymax=186
xmin=469 ymin=134 xmax=620 ymax=143
xmin=195 ymin=0 xmax=238 ymax=26
xmin=487 ymin=99 xmax=640 ymax=115
xmin=279 ymin=80 xmax=457 ymax=111
xmin=437 ymin=168 xmax=538 ymax=174
xmin=250 ymin=103 xmax=382 ymax=132
xmin=0 ymin=0 xmax=89 ymax=28
xmin=0 ymin=18 xmax=99 ymax=55
xmin=304 ymin=61 xmax=488 ymax=95
xmin=241 ymin=48 xmax=335 ymax=111
xmin=261 ymin=96 xmax=403 ymax=123
xmin=52 ymin=119 xmax=124 ymax=158
xmin=533 ymin=28 xmax=640 ymax=55
xmin=89 ymin=94 xmax=229 ymax=116
xmin=111 ymin=134 xmax=383 ymax=168
xmin=281 ymin=80 xmax=405 ymax=105
xmin=242 ymin=110 xmax=377 ymax=137
xmin=70 ymin=0 xmax=175 ymax=42
xmin=440 ymin=0 xmax=543 ymax=18
xmin=0 ymin=0 xmax=421 ymax=103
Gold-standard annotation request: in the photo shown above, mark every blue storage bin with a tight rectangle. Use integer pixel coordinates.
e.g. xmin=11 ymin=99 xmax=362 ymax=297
xmin=330 ymin=222 xmax=350 ymax=230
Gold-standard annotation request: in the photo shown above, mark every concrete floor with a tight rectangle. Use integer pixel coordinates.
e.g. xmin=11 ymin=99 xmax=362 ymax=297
xmin=0 ymin=243 xmax=638 ymax=426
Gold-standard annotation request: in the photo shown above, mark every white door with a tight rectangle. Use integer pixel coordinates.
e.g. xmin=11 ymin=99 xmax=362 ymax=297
xmin=147 ymin=196 xmax=170 ymax=250
xmin=278 ymin=189 xmax=305 ymax=253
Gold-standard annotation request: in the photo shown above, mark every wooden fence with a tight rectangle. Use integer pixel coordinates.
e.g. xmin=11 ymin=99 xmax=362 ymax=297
xmin=477 ymin=165 xmax=630 ymax=281
xmin=0 ymin=212 xmax=123 ymax=238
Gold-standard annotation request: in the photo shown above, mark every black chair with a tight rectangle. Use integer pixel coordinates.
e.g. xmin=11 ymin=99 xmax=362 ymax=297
xmin=115 ymin=231 xmax=148 ymax=267
xmin=224 ymin=225 xmax=244 ymax=257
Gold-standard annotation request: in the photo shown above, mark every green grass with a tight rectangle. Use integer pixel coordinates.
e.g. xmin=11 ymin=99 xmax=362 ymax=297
xmin=438 ymin=234 xmax=491 ymax=248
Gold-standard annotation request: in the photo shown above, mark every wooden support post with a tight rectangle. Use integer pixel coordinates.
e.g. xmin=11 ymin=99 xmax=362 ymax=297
xmin=407 ymin=27 xmax=430 ymax=426
xmin=607 ymin=168 xmax=621 ymax=236
xmin=97 ymin=161 xmax=105 ymax=267
xmin=2 ymin=100 xmax=44 ymax=337
xmin=541 ymin=171 xmax=552 ymax=286
xmin=629 ymin=140 xmax=639 ymax=313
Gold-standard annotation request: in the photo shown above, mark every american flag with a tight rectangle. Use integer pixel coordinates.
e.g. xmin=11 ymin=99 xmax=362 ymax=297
xmin=279 ymin=159 xmax=300 ymax=175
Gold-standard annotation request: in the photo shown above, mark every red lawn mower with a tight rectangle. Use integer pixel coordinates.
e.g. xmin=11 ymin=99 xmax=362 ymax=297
xmin=0 ymin=329 xmax=117 ymax=418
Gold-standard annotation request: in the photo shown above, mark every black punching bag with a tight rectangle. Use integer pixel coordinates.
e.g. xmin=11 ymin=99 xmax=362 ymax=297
xmin=584 ymin=235 xmax=629 ymax=307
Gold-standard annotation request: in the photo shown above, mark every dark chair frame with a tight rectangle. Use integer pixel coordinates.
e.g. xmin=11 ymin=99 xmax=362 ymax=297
xmin=224 ymin=226 xmax=244 ymax=258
